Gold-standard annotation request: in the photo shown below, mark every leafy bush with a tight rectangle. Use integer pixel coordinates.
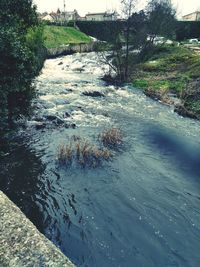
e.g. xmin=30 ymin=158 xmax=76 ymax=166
xmin=0 ymin=0 xmax=45 ymax=132
xmin=133 ymin=80 xmax=149 ymax=88
xmin=76 ymin=21 xmax=124 ymax=42
xmin=176 ymin=21 xmax=200 ymax=41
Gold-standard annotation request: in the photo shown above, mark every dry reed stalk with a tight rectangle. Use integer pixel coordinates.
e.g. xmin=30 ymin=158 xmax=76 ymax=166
xmin=101 ymin=128 xmax=123 ymax=148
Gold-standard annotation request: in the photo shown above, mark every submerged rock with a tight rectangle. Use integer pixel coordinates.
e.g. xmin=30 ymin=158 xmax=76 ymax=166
xmin=34 ymin=116 xmax=45 ymax=122
xmin=35 ymin=122 xmax=46 ymax=130
xmin=82 ymin=91 xmax=105 ymax=97
xmin=77 ymin=106 xmax=84 ymax=111
xmin=55 ymin=118 xmax=65 ymax=125
xmin=64 ymin=123 xmax=76 ymax=129
xmin=66 ymin=89 xmax=73 ymax=93
xmin=36 ymin=100 xmax=55 ymax=109
xmin=54 ymin=99 xmax=70 ymax=105
xmin=64 ymin=112 xmax=71 ymax=118
xmin=45 ymin=115 xmax=58 ymax=121
xmin=44 ymin=115 xmax=65 ymax=125
xmin=72 ymin=67 xmax=84 ymax=72
xmin=71 ymin=123 xmax=76 ymax=129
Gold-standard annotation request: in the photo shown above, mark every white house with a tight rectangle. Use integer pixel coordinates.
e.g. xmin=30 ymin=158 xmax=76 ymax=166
xmin=42 ymin=9 xmax=80 ymax=23
xmin=182 ymin=11 xmax=200 ymax=21
xmin=85 ymin=12 xmax=118 ymax=21
xmin=57 ymin=9 xmax=80 ymax=22
xmin=41 ymin=14 xmax=54 ymax=22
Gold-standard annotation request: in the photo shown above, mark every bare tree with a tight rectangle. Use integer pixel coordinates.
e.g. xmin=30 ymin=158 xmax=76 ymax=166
xmin=98 ymin=35 xmax=125 ymax=84
xmin=99 ymin=7 xmax=147 ymax=84
xmin=121 ymin=0 xmax=137 ymax=80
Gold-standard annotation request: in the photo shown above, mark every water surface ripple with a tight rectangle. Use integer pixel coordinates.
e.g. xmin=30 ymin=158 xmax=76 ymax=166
xmin=1 ymin=52 xmax=200 ymax=267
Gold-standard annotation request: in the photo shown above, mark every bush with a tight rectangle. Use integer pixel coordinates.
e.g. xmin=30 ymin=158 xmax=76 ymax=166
xmin=57 ymin=137 xmax=112 ymax=168
xmin=0 ymin=0 xmax=45 ymax=133
xmin=176 ymin=21 xmax=200 ymax=41
xmin=100 ymin=128 xmax=123 ymax=149
xmin=76 ymin=21 xmax=124 ymax=42
xmin=57 ymin=128 xmax=124 ymax=168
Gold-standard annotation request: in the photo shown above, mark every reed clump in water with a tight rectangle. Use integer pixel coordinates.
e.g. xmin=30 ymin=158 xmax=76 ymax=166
xmin=100 ymin=128 xmax=123 ymax=149
xmin=57 ymin=137 xmax=112 ymax=168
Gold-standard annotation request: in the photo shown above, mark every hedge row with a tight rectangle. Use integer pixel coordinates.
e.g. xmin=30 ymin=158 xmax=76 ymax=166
xmin=176 ymin=21 xmax=200 ymax=41
xmin=76 ymin=21 xmax=125 ymax=42
xmin=76 ymin=20 xmax=200 ymax=42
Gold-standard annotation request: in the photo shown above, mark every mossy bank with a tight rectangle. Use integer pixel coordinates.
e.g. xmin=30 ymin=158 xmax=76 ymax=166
xmin=43 ymin=25 xmax=100 ymax=58
xmin=43 ymin=25 xmax=91 ymax=49
xmin=132 ymin=45 xmax=200 ymax=120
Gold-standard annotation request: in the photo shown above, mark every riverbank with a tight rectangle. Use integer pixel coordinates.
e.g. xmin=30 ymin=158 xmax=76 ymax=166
xmin=43 ymin=25 xmax=99 ymax=58
xmin=132 ymin=45 xmax=200 ymax=119
xmin=44 ymin=25 xmax=91 ymax=49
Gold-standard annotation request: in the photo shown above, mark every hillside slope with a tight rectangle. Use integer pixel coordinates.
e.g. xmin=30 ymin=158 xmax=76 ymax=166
xmin=44 ymin=25 xmax=91 ymax=49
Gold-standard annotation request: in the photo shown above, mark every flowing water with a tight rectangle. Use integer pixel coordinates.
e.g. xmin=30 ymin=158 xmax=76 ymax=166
xmin=1 ymin=52 xmax=200 ymax=267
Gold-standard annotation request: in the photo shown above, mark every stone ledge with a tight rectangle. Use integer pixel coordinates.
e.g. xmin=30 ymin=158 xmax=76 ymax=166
xmin=46 ymin=41 xmax=99 ymax=58
xmin=0 ymin=191 xmax=75 ymax=267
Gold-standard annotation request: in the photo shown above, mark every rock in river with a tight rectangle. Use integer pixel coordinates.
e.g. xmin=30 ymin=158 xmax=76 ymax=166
xmin=82 ymin=91 xmax=105 ymax=97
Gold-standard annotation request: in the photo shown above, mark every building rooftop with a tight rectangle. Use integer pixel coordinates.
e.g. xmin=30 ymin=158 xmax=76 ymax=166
xmin=182 ymin=11 xmax=200 ymax=17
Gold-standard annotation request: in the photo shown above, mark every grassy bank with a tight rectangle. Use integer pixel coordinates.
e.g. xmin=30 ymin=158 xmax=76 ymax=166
xmin=43 ymin=25 xmax=91 ymax=49
xmin=132 ymin=45 xmax=200 ymax=119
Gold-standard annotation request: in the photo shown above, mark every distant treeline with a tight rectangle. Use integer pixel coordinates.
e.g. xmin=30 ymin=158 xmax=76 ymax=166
xmin=76 ymin=21 xmax=125 ymax=42
xmin=176 ymin=21 xmax=200 ymax=41
xmin=76 ymin=21 xmax=200 ymax=42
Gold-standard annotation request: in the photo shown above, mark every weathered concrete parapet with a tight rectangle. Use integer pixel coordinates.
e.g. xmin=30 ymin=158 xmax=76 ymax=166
xmin=0 ymin=191 xmax=75 ymax=267
xmin=46 ymin=41 xmax=99 ymax=58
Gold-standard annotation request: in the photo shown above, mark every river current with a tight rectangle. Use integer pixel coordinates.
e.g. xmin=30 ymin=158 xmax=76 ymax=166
xmin=1 ymin=52 xmax=200 ymax=267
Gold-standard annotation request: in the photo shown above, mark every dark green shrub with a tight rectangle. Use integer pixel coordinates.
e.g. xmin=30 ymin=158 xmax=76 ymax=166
xmin=176 ymin=21 xmax=200 ymax=41
xmin=0 ymin=0 xmax=45 ymax=132
xmin=76 ymin=21 xmax=125 ymax=42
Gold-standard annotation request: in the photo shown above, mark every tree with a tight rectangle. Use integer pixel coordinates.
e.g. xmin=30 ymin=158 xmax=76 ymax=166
xmin=0 ymin=0 xmax=38 ymax=30
xmin=146 ymin=0 xmax=177 ymax=43
xmin=100 ymin=0 xmax=176 ymax=84
xmin=121 ymin=0 xmax=137 ymax=80
xmin=100 ymin=10 xmax=147 ymax=84
xmin=100 ymin=1 xmax=146 ymax=83
xmin=0 ymin=0 xmax=45 ymax=131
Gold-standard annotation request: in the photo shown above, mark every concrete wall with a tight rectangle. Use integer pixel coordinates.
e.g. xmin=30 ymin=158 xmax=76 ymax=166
xmin=46 ymin=41 xmax=99 ymax=58
xmin=0 ymin=191 xmax=75 ymax=267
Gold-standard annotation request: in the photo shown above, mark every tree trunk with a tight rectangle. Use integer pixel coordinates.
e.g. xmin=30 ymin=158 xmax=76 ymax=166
xmin=125 ymin=19 xmax=130 ymax=81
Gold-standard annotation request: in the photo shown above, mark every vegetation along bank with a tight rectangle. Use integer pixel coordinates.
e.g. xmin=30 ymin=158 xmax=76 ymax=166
xmin=132 ymin=45 xmax=200 ymax=120
xmin=43 ymin=25 xmax=91 ymax=49
xmin=0 ymin=0 xmax=46 ymax=135
xmin=94 ymin=0 xmax=200 ymax=121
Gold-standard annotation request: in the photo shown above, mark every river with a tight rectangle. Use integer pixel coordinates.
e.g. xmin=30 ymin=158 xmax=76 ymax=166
xmin=0 ymin=52 xmax=200 ymax=267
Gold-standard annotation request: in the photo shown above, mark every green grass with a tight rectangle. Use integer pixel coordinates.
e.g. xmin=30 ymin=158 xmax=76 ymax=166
xmin=133 ymin=79 xmax=185 ymax=93
xmin=133 ymin=45 xmax=200 ymax=94
xmin=188 ymin=100 xmax=200 ymax=114
xmin=43 ymin=25 xmax=91 ymax=48
xmin=133 ymin=45 xmax=200 ymax=118
xmin=132 ymin=79 xmax=148 ymax=89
